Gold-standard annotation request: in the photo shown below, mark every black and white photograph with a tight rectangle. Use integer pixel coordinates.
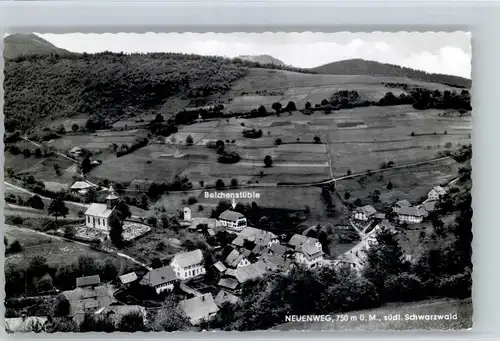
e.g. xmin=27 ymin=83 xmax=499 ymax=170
xmin=3 ymin=31 xmax=472 ymax=333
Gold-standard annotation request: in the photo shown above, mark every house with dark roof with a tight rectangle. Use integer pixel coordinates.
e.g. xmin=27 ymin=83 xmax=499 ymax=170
xmin=218 ymin=210 xmax=247 ymax=231
xmin=76 ymin=275 xmax=101 ymax=288
xmin=94 ymin=305 xmax=147 ymax=325
xmin=353 ymin=205 xmax=377 ymax=221
xmin=62 ymin=283 xmax=117 ymax=324
xmin=170 ymin=249 xmax=206 ymax=280
xmin=177 ymin=293 xmax=219 ymax=325
xmin=217 ymin=261 xmax=268 ymax=294
xmin=261 ymin=254 xmax=293 ymax=272
xmin=139 ymin=265 xmax=178 ymax=294
xmin=396 ymin=206 xmax=426 ymax=224
xmin=215 ymin=290 xmax=241 ymax=307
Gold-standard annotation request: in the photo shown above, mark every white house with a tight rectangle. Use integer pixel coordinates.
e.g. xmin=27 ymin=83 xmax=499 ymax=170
xmin=139 ymin=265 xmax=178 ymax=294
xmin=218 ymin=210 xmax=247 ymax=231
xmin=84 ymin=186 xmax=119 ymax=232
xmin=177 ymin=293 xmax=219 ymax=325
xmin=170 ymin=249 xmax=206 ymax=280
xmin=397 ymin=206 xmax=426 ymax=224
xmin=428 ymin=186 xmax=446 ymax=201
xmin=294 ymin=239 xmax=324 ymax=269
xmin=183 ymin=207 xmax=192 ymax=222
xmin=353 ymin=205 xmax=377 ymax=221
xmin=70 ymin=181 xmax=95 ymax=195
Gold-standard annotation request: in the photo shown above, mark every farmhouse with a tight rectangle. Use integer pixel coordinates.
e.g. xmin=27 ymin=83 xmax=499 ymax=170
xmin=224 ymin=249 xmax=251 ymax=269
xmin=139 ymin=265 xmax=178 ymax=294
xmin=70 ymin=180 xmax=95 ymax=194
xmin=177 ymin=293 xmax=219 ymax=325
xmin=70 ymin=146 xmax=83 ymax=156
xmin=294 ymin=240 xmax=324 ymax=269
xmin=218 ymin=210 xmax=247 ymax=231
xmin=62 ymin=282 xmax=116 ymax=324
xmin=353 ymin=205 xmax=377 ymax=221
xmin=217 ymin=261 xmax=268 ymax=294
xmin=94 ymin=305 xmax=147 ymax=326
xmin=428 ymin=186 xmax=447 ymax=201
xmin=84 ymin=186 xmax=119 ymax=232
xmin=215 ymin=290 xmax=241 ymax=307
xmin=213 ymin=261 xmax=227 ymax=275
xmin=232 ymin=227 xmax=279 ymax=248
xmin=397 ymin=206 xmax=426 ymax=224
xmin=170 ymin=249 xmax=206 ymax=280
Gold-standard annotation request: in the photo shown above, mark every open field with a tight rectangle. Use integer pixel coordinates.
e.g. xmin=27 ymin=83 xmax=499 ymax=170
xmin=4 ymin=225 xmax=135 ymax=271
xmin=48 ymin=129 xmax=149 ymax=152
xmin=221 ymin=68 xmax=461 ymax=112
xmin=274 ymin=298 xmax=472 ymax=331
xmin=335 ymin=157 xmax=461 ymax=206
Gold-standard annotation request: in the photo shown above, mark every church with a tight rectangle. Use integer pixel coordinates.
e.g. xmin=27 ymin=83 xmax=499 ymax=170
xmin=84 ymin=186 xmax=119 ymax=233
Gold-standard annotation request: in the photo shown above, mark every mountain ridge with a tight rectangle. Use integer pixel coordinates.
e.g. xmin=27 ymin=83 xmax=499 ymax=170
xmin=311 ymin=58 xmax=471 ymax=88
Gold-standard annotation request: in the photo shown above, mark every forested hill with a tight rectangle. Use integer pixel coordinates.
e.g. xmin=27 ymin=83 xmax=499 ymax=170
xmin=3 ymin=51 xmax=314 ymax=132
xmin=3 ymin=33 xmax=72 ymax=60
xmin=311 ymin=59 xmax=471 ymax=89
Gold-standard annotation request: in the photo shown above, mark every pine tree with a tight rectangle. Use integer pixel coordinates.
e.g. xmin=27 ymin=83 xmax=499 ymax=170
xmin=108 ymin=213 xmax=123 ymax=248
xmin=362 ymin=228 xmax=407 ymax=295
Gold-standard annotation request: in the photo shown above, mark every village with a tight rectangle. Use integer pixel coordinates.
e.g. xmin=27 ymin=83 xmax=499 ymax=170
xmin=5 ymin=174 xmax=452 ymax=331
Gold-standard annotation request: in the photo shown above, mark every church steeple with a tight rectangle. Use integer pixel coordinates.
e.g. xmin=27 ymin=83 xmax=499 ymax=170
xmin=106 ymin=185 xmax=119 ymax=209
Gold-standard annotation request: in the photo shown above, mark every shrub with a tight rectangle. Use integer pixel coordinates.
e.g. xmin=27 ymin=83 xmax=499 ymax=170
xmin=187 ymin=196 xmax=198 ymax=205
xmin=264 ymin=155 xmax=273 ymax=167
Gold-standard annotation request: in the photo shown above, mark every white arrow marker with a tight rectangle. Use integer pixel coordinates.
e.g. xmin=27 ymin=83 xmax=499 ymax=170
xmin=232 ymin=198 xmax=236 ymax=209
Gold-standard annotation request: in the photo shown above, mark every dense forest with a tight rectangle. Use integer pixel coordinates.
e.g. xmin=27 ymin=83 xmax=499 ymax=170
xmin=4 ymin=51 xmax=315 ymax=132
xmin=312 ymin=59 xmax=471 ymax=88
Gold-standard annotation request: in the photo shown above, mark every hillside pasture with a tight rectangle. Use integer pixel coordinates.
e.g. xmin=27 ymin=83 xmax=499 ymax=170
xmin=335 ymin=157 xmax=461 ymax=205
xmin=48 ymin=129 xmax=149 ymax=152
xmin=222 ymin=68 xmax=458 ymax=112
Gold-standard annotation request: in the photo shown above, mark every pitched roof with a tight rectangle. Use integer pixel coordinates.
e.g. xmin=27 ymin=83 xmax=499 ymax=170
xmin=95 ymin=305 xmax=146 ymax=324
xmin=422 ymin=201 xmax=437 ymax=212
xmin=177 ymin=294 xmax=219 ymax=324
xmin=232 ymin=261 xmax=267 ymax=283
xmin=219 ymin=210 xmax=246 ymax=221
xmin=105 ymin=186 xmax=119 ymax=201
xmin=297 ymin=241 xmax=323 ymax=259
xmin=215 ymin=290 xmax=241 ymax=306
xmin=84 ymin=203 xmax=114 ymax=218
xmin=355 ymin=205 xmax=377 ymax=216
xmin=71 ymin=181 xmax=95 ymax=190
xmin=261 ymin=254 xmax=291 ymax=270
xmin=171 ymin=249 xmax=204 ymax=268
xmin=397 ymin=206 xmax=425 ymax=217
xmin=231 ymin=235 xmax=245 ymax=247
xmin=213 ymin=261 xmax=227 ymax=273
xmin=269 ymin=243 xmax=288 ymax=257
xmin=118 ymin=272 xmax=138 ymax=285
xmin=394 ymin=199 xmax=411 ymax=208
xmin=288 ymin=234 xmax=319 ymax=250
xmin=217 ymin=277 xmax=239 ymax=290
xmin=76 ymin=275 xmax=101 ymax=287
xmin=225 ymin=249 xmax=246 ymax=268
xmin=62 ymin=284 xmax=116 ymax=316
xmin=431 ymin=186 xmax=446 ymax=195
xmin=70 ymin=146 xmax=82 ymax=153
xmin=139 ymin=266 xmax=177 ymax=287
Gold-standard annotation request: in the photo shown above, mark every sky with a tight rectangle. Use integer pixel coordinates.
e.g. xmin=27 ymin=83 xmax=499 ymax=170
xmin=38 ymin=32 xmax=472 ymax=78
